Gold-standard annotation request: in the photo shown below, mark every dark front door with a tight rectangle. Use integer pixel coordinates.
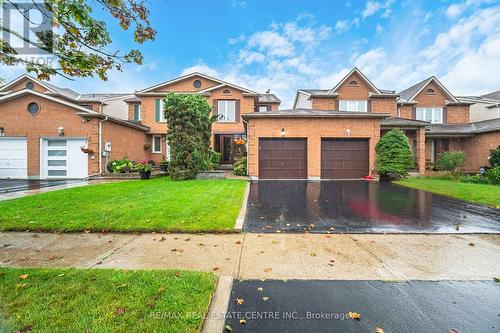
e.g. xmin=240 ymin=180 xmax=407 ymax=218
xmin=220 ymin=135 xmax=234 ymax=164
xmin=321 ymin=139 xmax=369 ymax=179
xmin=259 ymin=138 xmax=307 ymax=179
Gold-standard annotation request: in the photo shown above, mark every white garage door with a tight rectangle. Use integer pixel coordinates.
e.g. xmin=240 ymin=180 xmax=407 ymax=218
xmin=40 ymin=138 xmax=88 ymax=179
xmin=0 ymin=137 xmax=28 ymax=179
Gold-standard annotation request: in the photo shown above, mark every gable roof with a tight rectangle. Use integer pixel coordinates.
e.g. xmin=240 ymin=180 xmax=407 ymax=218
xmin=0 ymin=89 xmax=149 ymax=131
xmin=398 ymin=76 xmax=459 ymax=104
xmin=328 ymin=68 xmax=381 ymax=95
xmin=426 ymin=118 xmax=500 ymax=136
xmin=0 ymin=74 xmax=59 ymax=94
xmin=481 ymin=89 xmax=500 ymax=100
xmin=196 ymin=82 xmax=259 ymax=95
xmin=136 ymin=72 xmax=258 ymax=95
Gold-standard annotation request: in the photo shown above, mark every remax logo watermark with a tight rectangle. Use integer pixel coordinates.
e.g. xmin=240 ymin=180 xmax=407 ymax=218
xmin=1 ymin=1 xmax=53 ymax=55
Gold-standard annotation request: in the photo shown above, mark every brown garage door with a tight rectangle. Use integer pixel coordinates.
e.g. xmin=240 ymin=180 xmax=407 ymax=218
xmin=321 ymin=139 xmax=369 ymax=179
xmin=259 ymin=138 xmax=307 ymax=179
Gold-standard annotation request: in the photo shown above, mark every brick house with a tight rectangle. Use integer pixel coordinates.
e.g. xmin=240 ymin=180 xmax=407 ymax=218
xmin=126 ymin=72 xmax=280 ymax=165
xmin=244 ymin=68 xmax=499 ymax=180
xmin=0 ymin=73 xmax=279 ymax=179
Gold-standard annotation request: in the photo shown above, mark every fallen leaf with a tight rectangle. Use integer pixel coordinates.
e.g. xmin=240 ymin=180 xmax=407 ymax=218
xmin=17 ymin=325 xmax=32 ymax=333
xmin=116 ymin=307 xmax=126 ymax=316
xmin=159 ymin=237 xmax=166 ymax=242
xmin=257 ymin=287 xmax=263 ymax=291
xmin=448 ymin=329 xmax=460 ymax=333
xmin=493 ymin=277 xmax=500 ymax=282
xmin=239 ymin=319 xmax=246 ymax=325
xmin=184 ymin=238 xmax=191 ymax=242
xmin=329 ymin=227 xmax=336 ymax=231
xmin=235 ymin=241 xmax=242 ymax=245
xmin=348 ymin=312 xmax=361 ymax=320
xmin=57 ymin=273 xmax=65 ymax=277
xmin=224 ymin=325 xmax=233 ymax=332
xmin=262 ymin=296 xmax=269 ymax=301
xmin=374 ymin=326 xmax=384 ymax=333
xmin=310 ymin=252 xmax=317 ymax=257
xmin=116 ymin=284 xmax=127 ymax=289
xmin=213 ymin=267 xmax=219 ymax=271
xmin=175 ymin=272 xmax=182 ymax=277
xmin=158 ymin=288 xmax=165 ymax=294
xmin=468 ymin=242 xmax=475 ymax=247
xmin=19 ymin=274 xmax=29 ymax=280
xmin=236 ymin=298 xmax=244 ymax=305
xmin=264 ymin=267 xmax=272 ymax=273
xmin=147 ymin=302 xmax=155 ymax=309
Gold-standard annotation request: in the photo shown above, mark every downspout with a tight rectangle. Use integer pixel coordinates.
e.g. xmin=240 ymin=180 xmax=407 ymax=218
xmin=98 ymin=116 xmax=108 ymax=176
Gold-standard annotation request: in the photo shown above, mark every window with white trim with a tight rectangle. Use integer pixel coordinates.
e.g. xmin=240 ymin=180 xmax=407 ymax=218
xmin=339 ymin=100 xmax=367 ymax=112
xmin=217 ymin=100 xmax=236 ymax=122
xmin=416 ymin=107 xmax=443 ymax=123
xmin=134 ymin=104 xmax=141 ymax=121
xmin=159 ymin=103 xmax=167 ymax=122
xmin=258 ymin=106 xmax=268 ymax=112
xmin=152 ymin=135 xmax=162 ymax=153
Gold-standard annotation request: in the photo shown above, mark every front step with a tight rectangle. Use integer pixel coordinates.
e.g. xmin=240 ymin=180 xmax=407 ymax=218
xmin=217 ymin=164 xmax=233 ymax=170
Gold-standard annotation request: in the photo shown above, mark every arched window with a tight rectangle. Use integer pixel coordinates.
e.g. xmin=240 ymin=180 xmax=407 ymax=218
xmin=222 ymin=89 xmax=231 ymax=95
xmin=348 ymin=80 xmax=358 ymax=86
xmin=425 ymin=88 xmax=435 ymax=94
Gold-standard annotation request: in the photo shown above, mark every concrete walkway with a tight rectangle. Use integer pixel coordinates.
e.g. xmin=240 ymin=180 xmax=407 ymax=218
xmin=1 ymin=232 xmax=499 ymax=280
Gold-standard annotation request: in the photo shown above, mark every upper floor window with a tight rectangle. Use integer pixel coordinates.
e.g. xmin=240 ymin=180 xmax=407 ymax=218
xmin=339 ymin=100 xmax=367 ymax=112
xmin=425 ymin=88 xmax=435 ymax=95
xmin=193 ymin=80 xmax=202 ymax=88
xmin=348 ymin=80 xmax=358 ymax=86
xmin=80 ymin=104 xmax=92 ymax=110
xmin=26 ymin=82 xmax=34 ymax=90
xmin=416 ymin=107 xmax=442 ymax=123
xmin=258 ymin=105 xmax=269 ymax=112
xmin=133 ymin=104 xmax=141 ymax=121
xmin=217 ymin=100 xmax=236 ymax=122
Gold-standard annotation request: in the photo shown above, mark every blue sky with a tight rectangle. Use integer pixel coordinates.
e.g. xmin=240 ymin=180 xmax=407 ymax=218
xmin=2 ymin=0 xmax=500 ymax=107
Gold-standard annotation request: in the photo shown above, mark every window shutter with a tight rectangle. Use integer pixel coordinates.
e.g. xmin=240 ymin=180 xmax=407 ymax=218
xmin=367 ymin=100 xmax=372 ymax=112
xmin=335 ymin=99 xmax=339 ymax=111
xmin=235 ymin=100 xmax=241 ymax=121
xmin=213 ymin=99 xmax=218 ymax=118
xmin=443 ymin=107 xmax=448 ymax=123
xmin=134 ymin=104 xmax=139 ymax=121
xmin=155 ymin=99 xmax=161 ymax=122
xmin=412 ymin=107 xmax=417 ymax=119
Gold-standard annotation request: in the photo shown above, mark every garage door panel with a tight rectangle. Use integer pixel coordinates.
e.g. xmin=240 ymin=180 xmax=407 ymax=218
xmin=259 ymin=138 xmax=307 ymax=179
xmin=321 ymin=139 xmax=368 ymax=179
xmin=0 ymin=138 xmax=28 ymax=179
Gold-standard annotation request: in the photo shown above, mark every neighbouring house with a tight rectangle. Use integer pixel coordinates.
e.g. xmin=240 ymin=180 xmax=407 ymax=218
xmin=0 ymin=72 xmax=280 ymax=179
xmin=127 ymin=72 xmax=280 ymax=165
xmin=243 ymin=68 xmax=499 ymax=180
xmin=457 ymin=90 xmax=500 ymax=122
xmin=0 ymin=75 xmax=150 ymax=179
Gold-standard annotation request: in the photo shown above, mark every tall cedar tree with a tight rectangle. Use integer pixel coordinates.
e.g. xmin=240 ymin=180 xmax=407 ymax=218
xmin=375 ymin=129 xmax=415 ymax=177
xmin=164 ymin=93 xmax=215 ymax=180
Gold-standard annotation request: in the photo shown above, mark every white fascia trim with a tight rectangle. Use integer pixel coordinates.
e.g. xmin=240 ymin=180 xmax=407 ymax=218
xmin=0 ymin=74 xmax=58 ymax=94
xmin=328 ymin=67 xmax=381 ymax=95
xmin=410 ymin=77 xmax=459 ymax=103
xmin=136 ymin=72 xmax=224 ymax=93
xmin=197 ymin=82 xmax=257 ymax=95
xmin=0 ymin=89 xmax=100 ymax=115
xmin=293 ymin=90 xmax=312 ymax=108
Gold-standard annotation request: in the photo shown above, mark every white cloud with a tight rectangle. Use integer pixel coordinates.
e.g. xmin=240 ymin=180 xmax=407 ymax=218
xmin=335 ymin=20 xmax=350 ymax=33
xmin=376 ymin=24 xmax=383 ymax=34
xmin=238 ymin=50 xmax=266 ymax=65
xmin=228 ymin=34 xmax=245 ymax=44
xmin=180 ymin=64 xmax=219 ymax=77
xmin=445 ymin=4 xmax=465 ymax=19
xmin=231 ymin=0 xmax=247 ymax=8
xmin=247 ymin=31 xmax=294 ymax=57
xmin=362 ymin=0 xmax=394 ymax=19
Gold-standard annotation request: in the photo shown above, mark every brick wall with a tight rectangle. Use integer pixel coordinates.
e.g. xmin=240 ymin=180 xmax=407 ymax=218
xmin=461 ymin=132 xmax=500 ymax=171
xmin=247 ymin=117 xmax=381 ymax=178
xmin=101 ymin=121 xmax=150 ymax=164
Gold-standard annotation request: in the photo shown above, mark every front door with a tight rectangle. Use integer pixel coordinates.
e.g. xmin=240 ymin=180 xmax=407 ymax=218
xmin=220 ymin=135 xmax=234 ymax=164
xmin=40 ymin=138 xmax=88 ymax=179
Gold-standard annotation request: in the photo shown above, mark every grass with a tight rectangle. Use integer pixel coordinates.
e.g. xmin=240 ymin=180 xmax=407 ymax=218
xmin=0 ymin=178 xmax=247 ymax=232
xmin=397 ymin=177 xmax=500 ymax=208
xmin=0 ymin=267 xmax=216 ymax=333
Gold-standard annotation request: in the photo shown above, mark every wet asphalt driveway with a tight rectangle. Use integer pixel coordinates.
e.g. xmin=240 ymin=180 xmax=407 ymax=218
xmin=0 ymin=179 xmax=80 ymax=194
xmin=243 ymin=180 xmax=500 ymax=233
xmin=224 ymin=280 xmax=500 ymax=333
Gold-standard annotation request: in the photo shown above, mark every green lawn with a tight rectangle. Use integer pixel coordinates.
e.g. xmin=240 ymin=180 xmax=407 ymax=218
xmin=397 ymin=178 xmax=500 ymax=208
xmin=0 ymin=178 xmax=247 ymax=232
xmin=0 ymin=267 xmax=215 ymax=333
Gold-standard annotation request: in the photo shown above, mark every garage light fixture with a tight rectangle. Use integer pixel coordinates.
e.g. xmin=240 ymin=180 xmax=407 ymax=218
xmin=0 ymin=127 xmax=4 ymax=137
xmin=58 ymin=126 xmax=64 ymax=136
xmin=280 ymin=128 xmax=286 ymax=137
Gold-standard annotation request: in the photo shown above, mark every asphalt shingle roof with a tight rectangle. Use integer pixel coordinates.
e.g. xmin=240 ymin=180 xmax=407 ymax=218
xmin=258 ymin=93 xmax=280 ymax=103
xmin=398 ymin=77 xmax=430 ymax=102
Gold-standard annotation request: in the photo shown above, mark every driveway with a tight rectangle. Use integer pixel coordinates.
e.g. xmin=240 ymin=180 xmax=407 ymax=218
xmin=0 ymin=179 xmax=81 ymax=194
xmin=243 ymin=180 xmax=500 ymax=233
xmin=224 ymin=280 xmax=500 ymax=333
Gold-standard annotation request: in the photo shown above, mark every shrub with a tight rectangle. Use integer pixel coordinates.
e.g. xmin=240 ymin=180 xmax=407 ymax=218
xmin=489 ymin=145 xmax=500 ymax=167
xmin=233 ymin=157 xmax=247 ymax=176
xmin=133 ymin=161 xmax=152 ymax=173
xmin=486 ymin=166 xmax=500 ymax=185
xmin=460 ymin=173 xmax=490 ymax=184
xmin=375 ymin=129 xmax=414 ymax=178
xmin=193 ymin=149 xmax=220 ymax=171
xmin=436 ymin=151 xmax=465 ymax=172
xmin=164 ymin=93 xmax=215 ymax=180
xmin=107 ymin=158 xmax=134 ymax=173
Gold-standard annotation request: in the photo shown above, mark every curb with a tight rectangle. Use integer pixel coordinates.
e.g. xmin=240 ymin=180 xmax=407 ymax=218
xmin=234 ymin=181 xmax=250 ymax=231
xmin=201 ymin=276 xmax=233 ymax=333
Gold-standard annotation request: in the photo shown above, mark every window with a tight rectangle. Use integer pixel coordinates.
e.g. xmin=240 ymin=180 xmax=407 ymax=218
xmin=26 ymin=82 xmax=34 ymax=90
xmin=193 ymin=80 xmax=202 ymax=88
xmin=47 ymin=140 xmax=66 ymax=146
xmin=134 ymin=104 xmax=141 ymax=121
xmin=222 ymin=89 xmax=231 ymax=95
xmin=27 ymin=102 xmax=39 ymax=115
xmin=425 ymin=88 xmax=435 ymax=95
xmin=152 ymin=135 xmax=162 ymax=153
xmin=48 ymin=150 xmax=66 ymax=157
xmin=416 ymin=107 xmax=443 ymax=123
xmin=48 ymin=170 xmax=67 ymax=177
xmin=258 ymin=106 xmax=269 ymax=112
xmin=339 ymin=100 xmax=367 ymax=112
xmin=348 ymin=80 xmax=358 ymax=86
xmin=80 ymin=104 xmax=92 ymax=110
xmin=159 ymin=102 xmax=167 ymax=122
xmin=217 ymin=100 xmax=236 ymax=122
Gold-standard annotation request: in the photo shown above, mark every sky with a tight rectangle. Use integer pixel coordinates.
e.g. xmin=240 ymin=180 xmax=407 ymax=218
xmin=1 ymin=0 xmax=500 ymax=107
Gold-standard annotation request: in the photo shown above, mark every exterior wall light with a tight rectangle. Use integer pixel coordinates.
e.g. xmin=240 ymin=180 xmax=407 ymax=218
xmin=280 ymin=128 xmax=286 ymax=137
xmin=345 ymin=128 xmax=352 ymax=138
xmin=0 ymin=127 xmax=4 ymax=136
xmin=58 ymin=126 xmax=65 ymax=136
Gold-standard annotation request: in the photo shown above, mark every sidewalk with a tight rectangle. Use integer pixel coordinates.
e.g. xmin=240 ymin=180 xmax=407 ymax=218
xmin=1 ymin=232 xmax=499 ymax=280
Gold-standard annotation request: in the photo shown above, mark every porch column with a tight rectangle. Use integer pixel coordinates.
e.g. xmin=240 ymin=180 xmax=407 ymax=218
xmin=417 ymin=127 xmax=426 ymax=175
